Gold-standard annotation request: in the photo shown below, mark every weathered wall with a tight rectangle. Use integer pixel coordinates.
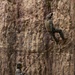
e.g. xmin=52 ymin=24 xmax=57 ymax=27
xmin=0 ymin=1 xmax=8 ymax=75
xmin=0 ymin=0 xmax=75 ymax=75
xmin=50 ymin=0 xmax=74 ymax=75
xmin=0 ymin=0 xmax=17 ymax=75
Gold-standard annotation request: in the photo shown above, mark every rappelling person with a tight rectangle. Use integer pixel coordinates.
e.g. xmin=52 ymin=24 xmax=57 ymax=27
xmin=45 ymin=12 xmax=67 ymax=44
xmin=15 ymin=62 xmax=25 ymax=75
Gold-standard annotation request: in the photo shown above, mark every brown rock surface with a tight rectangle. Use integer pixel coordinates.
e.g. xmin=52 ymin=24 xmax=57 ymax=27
xmin=0 ymin=0 xmax=75 ymax=75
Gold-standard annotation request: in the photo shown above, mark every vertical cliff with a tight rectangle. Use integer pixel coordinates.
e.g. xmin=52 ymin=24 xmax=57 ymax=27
xmin=0 ymin=0 xmax=75 ymax=75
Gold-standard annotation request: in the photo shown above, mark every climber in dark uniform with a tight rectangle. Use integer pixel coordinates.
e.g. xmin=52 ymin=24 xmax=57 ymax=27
xmin=15 ymin=62 xmax=25 ymax=75
xmin=45 ymin=13 xmax=66 ymax=44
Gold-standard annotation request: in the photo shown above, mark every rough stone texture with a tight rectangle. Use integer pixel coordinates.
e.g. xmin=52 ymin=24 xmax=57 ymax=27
xmin=0 ymin=0 xmax=75 ymax=75
xmin=50 ymin=0 xmax=74 ymax=75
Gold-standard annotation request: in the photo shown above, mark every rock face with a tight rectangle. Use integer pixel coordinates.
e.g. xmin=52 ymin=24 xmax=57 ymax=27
xmin=0 ymin=0 xmax=75 ymax=75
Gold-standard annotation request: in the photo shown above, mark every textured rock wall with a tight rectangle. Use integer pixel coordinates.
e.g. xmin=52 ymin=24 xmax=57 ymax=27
xmin=0 ymin=0 xmax=75 ymax=75
xmin=16 ymin=0 xmax=46 ymax=75
xmin=50 ymin=0 xmax=74 ymax=75
xmin=0 ymin=0 xmax=17 ymax=75
xmin=0 ymin=1 xmax=8 ymax=75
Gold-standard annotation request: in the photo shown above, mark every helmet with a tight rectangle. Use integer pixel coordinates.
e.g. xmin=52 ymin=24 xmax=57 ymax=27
xmin=17 ymin=62 xmax=22 ymax=69
xmin=46 ymin=13 xmax=53 ymax=19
